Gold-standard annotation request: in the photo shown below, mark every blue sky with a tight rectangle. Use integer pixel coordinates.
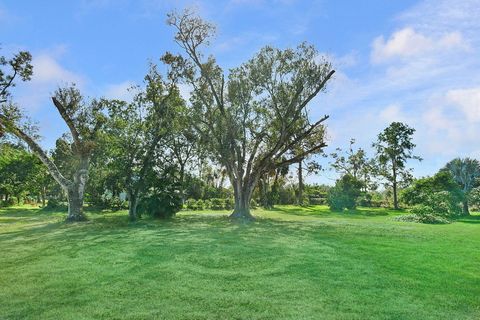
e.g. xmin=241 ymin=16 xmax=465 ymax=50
xmin=1 ymin=0 xmax=480 ymax=184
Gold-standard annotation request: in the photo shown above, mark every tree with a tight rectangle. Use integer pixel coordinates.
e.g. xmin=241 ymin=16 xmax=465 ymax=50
xmin=401 ymin=170 xmax=463 ymax=216
xmin=99 ymin=65 xmax=182 ymax=220
xmin=0 ymin=49 xmax=33 ymax=104
xmin=442 ymin=158 xmax=480 ymax=216
xmin=330 ymin=138 xmax=376 ymax=191
xmin=0 ymin=86 xmax=106 ymax=221
xmin=373 ymin=122 xmax=421 ymax=210
xmin=166 ymin=10 xmax=334 ymax=220
xmin=327 ymin=174 xmax=363 ymax=211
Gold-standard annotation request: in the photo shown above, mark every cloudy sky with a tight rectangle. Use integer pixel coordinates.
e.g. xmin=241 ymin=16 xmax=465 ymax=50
xmin=1 ymin=0 xmax=479 ymax=184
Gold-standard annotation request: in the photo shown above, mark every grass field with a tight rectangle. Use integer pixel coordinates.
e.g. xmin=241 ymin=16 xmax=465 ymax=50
xmin=0 ymin=205 xmax=479 ymax=319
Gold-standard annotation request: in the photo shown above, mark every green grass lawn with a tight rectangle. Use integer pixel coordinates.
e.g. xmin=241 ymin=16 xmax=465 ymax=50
xmin=0 ymin=205 xmax=479 ymax=319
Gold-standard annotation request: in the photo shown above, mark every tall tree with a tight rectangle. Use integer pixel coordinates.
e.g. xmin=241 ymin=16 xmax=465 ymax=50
xmin=0 ymin=86 xmax=106 ymax=221
xmin=330 ymin=139 xmax=376 ymax=191
xmin=166 ymin=10 xmax=334 ymax=220
xmin=443 ymin=158 xmax=480 ymax=216
xmin=373 ymin=122 xmax=421 ymax=209
xmin=100 ymin=65 xmax=182 ymax=221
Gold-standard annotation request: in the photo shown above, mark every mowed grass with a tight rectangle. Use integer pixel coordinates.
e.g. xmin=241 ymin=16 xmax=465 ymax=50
xmin=0 ymin=205 xmax=479 ymax=319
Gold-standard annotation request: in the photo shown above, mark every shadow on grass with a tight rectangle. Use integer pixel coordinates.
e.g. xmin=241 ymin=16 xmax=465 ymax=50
xmin=267 ymin=205 xmax=398 ymax=218
xmin=454 ymin=214 xmax=480 ymax=224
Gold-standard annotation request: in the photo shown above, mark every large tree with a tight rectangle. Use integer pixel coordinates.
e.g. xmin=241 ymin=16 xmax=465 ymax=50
xmin=443 ymin=158 xmax=480 ymax=216
xmin=99 ymin=65 xmax=182 ymax=221
xmin=166 ymin=10 xmax=334 ymax=219
xmin=0 ymin=86 xmax=105 ymax=221
xmin=373 ymin=122 xmax=421 ymax=210
xmin=330 ymin=139 xmax=376 ymax=192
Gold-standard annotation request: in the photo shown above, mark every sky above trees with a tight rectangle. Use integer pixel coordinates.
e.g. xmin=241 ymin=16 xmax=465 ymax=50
xmin=1 ymin=0 xmax=479 ymax=184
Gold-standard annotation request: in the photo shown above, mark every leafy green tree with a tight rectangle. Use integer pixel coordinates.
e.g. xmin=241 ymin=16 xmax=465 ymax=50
xmin=442 ymin=158 xmax=480 ymax=215
xmin=372 ymin=122 xmax=421 ymax=210
xmin=401 ymin=171 xmax=463 ymax=216
xmin=327 ymin=174 xmax=363 ymax=211
xmin=0 ymin=86 xmax=106 ymax=221
xmin=0 ymin=49 xmax=32 ymax=104
xmin=330 ymin=138 xmax=376 ymax=191
xmin=99 ymin=65 xmax=183 ymax=220
xmin=165 ymin=10 xmax=334 ymax=220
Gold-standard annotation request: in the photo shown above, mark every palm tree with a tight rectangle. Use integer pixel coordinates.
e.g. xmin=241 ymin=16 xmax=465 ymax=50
xmin=444 ymin=158 xmax=480 ymax=216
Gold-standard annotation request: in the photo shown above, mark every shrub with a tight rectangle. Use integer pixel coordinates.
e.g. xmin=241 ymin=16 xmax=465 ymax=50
xmin=357 ymin=192 xmax=372 ymax=207
xmin=394 ymin=213 xmax=450 ymax=224
xmin=45 ymin=198 xmax=67 ymax=211
xmin=137 ymin=192 xmax=182 ymax=219
xmin=308 ymin=197 xmax=326 ymax=205
xmin=185 ymin=198 xmax=197 ymax=210
xmin=1 ymin=198 xmax=15 ymax=207
xmin=225 ymin=197 xmax=234 ymax=210
xmin=327 ymin=174 xmax=363 ymax=211
xmin=203 ymin=199 xmax=212 ymax=210
xmin=250 ymin=199 xmax=258 ymax=209
xmin=196 ymin=199 xmax=205 ymax=210
xmin=210 ymin=198 xmax=226 ymax=210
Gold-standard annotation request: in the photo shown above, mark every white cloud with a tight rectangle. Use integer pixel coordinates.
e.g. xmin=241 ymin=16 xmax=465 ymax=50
xmin=14 ymin=48 xmax=85 ymax=111
xmin=446 ymin=87 xmax=480 ymax=122
xmin=371 ymin=27 xmax=468 ymax=63
xmin=104 ymin=81 xmax=136 ymax=101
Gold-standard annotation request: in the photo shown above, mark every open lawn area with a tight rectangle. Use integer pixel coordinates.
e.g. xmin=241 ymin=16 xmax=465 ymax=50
xmin=1 ymin=205 xmax=479 ymax=319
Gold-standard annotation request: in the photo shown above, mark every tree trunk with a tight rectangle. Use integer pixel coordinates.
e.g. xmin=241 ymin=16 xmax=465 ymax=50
xmin=462 ymin=199 xmax=470 ymax=216
xmin=41 ymin=187 xmax=46 ymax=207
xmin=297 ymin=160 xmax=304 ymax=205
xmin=230 ymin=182 xmax=255 ymax=220
xmin=66 ymin=187 xmax=86 ymax=222
xmin=128 ymin=190 xmax=139 ymax=221
xmin=392 ymin=161 xmax=399 ymax=210
xmin=65 ymin=157 xmax=89 ymax=222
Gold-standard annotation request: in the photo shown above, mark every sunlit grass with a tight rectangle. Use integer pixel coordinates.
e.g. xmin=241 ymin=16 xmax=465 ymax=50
xmin=1 ymin=205 xmax=479 ymax=319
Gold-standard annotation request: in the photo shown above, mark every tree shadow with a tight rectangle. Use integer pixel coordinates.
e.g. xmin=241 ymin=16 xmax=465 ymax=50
xmin=454 ymin=215 xmax=480 ymax=224
xmin=266 ymin=205 xmax=396 ymax=219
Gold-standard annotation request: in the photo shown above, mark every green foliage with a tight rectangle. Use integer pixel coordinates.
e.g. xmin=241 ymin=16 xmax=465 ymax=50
xmin=373 ymin=122 xmax=421 ymax=209
xmin=394 ymin=212 xmax=451 ymax=224
xmin=401 ymin=171 xmax=463 ymax=217
xmin=0 ymin=198 xmax=15 ymax=207
xmin=137 ymin=189 xmax=182 ymax=219
xmin=328 ymin=174 xmax=363 ymax=211
xmin=210 ymin=198 xmax=225 ymax=210
xmin=45 ymin=198 xmax=67 ymax=211
xmin=185 ymin=198 xmax=198 ymax=210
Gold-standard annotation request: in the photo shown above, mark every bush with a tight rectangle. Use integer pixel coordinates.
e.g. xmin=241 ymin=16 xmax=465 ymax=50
xmin=357 ymin=193 xmax=372 ymax=207
xmin=327 ymin=174 xmax=363 ymax=211
xmin=203 ymin=199 xmax=212 ymax=210
xmin=185 ymin=198 xmax=197 ymax=210
xmin=250 ymin=199 xmax=258 ymax=209
xmin=225 ymin=197 xmax=234 ymax=210
xmin=1 ymin=198 xmax=15 ymax=207
xmin=45 ymin=198 xmax=67 ymax=211
xmin=210 ymin=198 xmax=226 ymax=210
xmin=308 ymin=197 xmax=326 ymax=205
xmin=196 ymin=199 xmax=205 ymax=210
xmin=394 ymin=213 xmax=450 ymax=224
xmin=137 ymin=192 xmax=182 ymax=219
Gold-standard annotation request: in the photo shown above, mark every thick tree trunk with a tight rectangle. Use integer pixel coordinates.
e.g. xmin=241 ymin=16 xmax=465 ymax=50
xmin=66 ymin=187 xmax=87 ymax=222
xmin=230 ymin=181 xmax=255 ymax=220
xmin=128 ymin=191 xmax=139 ymax=221
xmin=462 ymin=199 xmax=470 ymax=216
xmin=65 ymin=157 xmax=89 ymax=222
